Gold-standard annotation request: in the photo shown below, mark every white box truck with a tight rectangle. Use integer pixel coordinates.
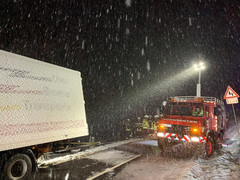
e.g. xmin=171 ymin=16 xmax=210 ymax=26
xmin=0 ymin=50 xmax=89 ymax=180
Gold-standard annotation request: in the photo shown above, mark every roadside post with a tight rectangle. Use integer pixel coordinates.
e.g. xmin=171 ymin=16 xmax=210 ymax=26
xmin=224 ymin=86 xmax=239 ymax=133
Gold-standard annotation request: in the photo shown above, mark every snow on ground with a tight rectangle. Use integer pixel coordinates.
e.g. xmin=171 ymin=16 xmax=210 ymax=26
xmin=185 ymin=126 xmax=240 ymax=180
xmin=114 ymin=153 xmax=195 ymax=180
xmin=37 ymin=139 xmax=139 ymax=167
xmin=185 ymin=152 xmax=240 ymax=180
xmin=138 ymin=140 xmax=158 ymax=146
xmin=224 ymin=124 xmax=240 ymax=139
xmin=114 ymin=140 xmax=199 ymax=180
xmin=86 ymin=149 xmax=136 ymax=166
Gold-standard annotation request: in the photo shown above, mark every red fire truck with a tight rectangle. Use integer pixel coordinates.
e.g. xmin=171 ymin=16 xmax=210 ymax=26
xmin=157 ymin=96 xmax=227 ymax=157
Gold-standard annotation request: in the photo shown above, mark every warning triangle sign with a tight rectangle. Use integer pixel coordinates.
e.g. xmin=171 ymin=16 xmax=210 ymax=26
xmin=224 ymin=86 xmax=239 ymax=99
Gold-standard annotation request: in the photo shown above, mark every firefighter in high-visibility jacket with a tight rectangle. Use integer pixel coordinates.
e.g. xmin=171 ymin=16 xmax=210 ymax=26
xmin=125 ymin=119 xmax=132 ymax=139
xmin=142 ymin=115 xmax=149 ymax=137
xmin=134 ymin=117 xmax=142 ymax=138
xmin=192 ymin=107 xmax=204 ymax=117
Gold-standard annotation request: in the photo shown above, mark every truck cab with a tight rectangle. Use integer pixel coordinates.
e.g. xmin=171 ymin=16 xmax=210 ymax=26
xmin=157 ymin=96 xmax=227 ymax=157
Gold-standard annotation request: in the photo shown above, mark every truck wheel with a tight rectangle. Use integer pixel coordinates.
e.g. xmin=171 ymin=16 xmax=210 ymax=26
xmin=4 ymin=154 xmax=32 ymax=180
xmin=205 ymin=137 xmax=214 ymax=158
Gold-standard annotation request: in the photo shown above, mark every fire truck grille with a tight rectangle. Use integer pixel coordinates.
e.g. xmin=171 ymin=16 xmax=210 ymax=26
xmin=166 ymin=125 xmax=190 ymax=134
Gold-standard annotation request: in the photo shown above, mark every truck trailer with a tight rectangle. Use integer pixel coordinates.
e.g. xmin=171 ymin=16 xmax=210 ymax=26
xmin=0 ymin=50 xmax=89 ymax=179
xmin=157 ymin=96 xmax=227 ymax=157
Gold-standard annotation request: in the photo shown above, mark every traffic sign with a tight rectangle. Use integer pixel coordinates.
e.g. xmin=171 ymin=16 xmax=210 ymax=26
xmin=224 ymin=86 xmax=239 ymax=99
xmin=224 ymin=86 xmax=239 ymax=132
xmin=226 ymin=98 xmax=238 ymax=104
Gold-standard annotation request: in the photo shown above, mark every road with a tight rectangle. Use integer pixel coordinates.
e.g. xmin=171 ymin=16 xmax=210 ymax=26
xmin=32 ymin=139 xmax=199 ymax=180
xmin=114 ymin=140 xmax=199 ymax=180
xmin=31 ymin=138 xmax=240 ymax=180
xmin=33 ymin=150 xmax=137 ymax=180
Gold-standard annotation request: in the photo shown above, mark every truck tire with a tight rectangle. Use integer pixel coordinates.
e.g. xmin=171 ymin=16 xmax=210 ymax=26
xmin=4 ymin=154 xmax=32 ymax=180
xmin=205 ymin=137 xmax=214 ymax=158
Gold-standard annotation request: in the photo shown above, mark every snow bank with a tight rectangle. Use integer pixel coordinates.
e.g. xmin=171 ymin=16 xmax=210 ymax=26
xmin=185 ymin=133 xmax=240 ymax=180
xmin=224 ymin=124 xmax=240 ymax=139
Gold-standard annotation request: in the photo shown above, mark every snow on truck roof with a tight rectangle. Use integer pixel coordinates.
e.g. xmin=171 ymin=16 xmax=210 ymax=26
xmin=171 ymin=96 xmax=224 ymax=106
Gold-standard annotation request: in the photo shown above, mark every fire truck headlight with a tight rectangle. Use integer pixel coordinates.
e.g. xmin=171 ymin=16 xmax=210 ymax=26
xmin=191 ymin=137 xmax=200 ymax=142
xmin=157 ymin=132 xmax=164 ymax=137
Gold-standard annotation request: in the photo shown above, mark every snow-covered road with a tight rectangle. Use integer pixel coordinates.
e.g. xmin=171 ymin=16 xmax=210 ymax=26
xmin=34 ymin=131 xmax=240 ymax=180
xmin=114 ymin=133 xmax=240 ymax=180
xmin=114 ymin=140 xmax=199 ymax=180
xmin=114 ymin=153 xmax=195 ymax=180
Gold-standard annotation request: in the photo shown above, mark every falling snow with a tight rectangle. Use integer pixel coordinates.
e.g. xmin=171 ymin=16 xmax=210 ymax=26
xmin=146 ymin=61 xmax=150 ymax=71
xmin=189 ymin=17 xmax=192 ymax=26
xmin=125 ymin=0 xmax=132 ymax=7
xmin=141 ymin=49 xmax=145 ymax=56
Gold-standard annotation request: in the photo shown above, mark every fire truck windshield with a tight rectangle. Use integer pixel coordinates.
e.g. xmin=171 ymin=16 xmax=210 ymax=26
xmin=165 ymin=102 xmax=204 ymax=117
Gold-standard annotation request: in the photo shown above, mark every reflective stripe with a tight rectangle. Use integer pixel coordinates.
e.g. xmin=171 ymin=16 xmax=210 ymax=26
xmin=164 ymin=133 xmax=169 ymax=138
xmin=166 ymin=133 xmax=171 ymax=139
xmin=159 ymin=132 xmax=206 ymax=143
xmin=184 ymin=135 xmax=191 ymax=141
xmin=176 ymin=135 xmax=182 ymax=141
xmin=199 ymin=136 xmax=206 ymax=142
xmin=183 ymin=136 xmax=189 ymax=142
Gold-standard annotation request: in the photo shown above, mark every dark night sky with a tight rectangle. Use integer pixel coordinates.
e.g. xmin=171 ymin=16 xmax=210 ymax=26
xmin=1 ymin=0 xmax=240 ymax=139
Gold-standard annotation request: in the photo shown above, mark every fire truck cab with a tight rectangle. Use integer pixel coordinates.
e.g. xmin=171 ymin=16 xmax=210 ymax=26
xmin=157 ymin=96 xmax=227 ymax=157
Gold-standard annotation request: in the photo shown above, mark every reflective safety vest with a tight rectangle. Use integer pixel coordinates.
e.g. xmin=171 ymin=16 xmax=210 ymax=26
xmin=150 ymin=121 xmax=157 ymax=130
xmin=192 ymin=109 xmax=204 ymax=116
xmin=142 ymin=119 xmax=149 ymax=129
xmin=135 ymin=122 xmax=142 ymax=132
xmin=125 ymin=122 xmax=131 ymax=132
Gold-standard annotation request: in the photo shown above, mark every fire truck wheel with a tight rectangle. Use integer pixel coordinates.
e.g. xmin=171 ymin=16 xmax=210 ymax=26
xmin=4 ymin=153 xmax=32 ymax=180
xmin=205 ymin=137 xmax=214 ymax=158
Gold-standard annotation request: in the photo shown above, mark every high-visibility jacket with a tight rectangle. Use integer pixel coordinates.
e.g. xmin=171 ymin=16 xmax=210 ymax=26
xmin=192 ymin=109 xmax=203 ymax=116
xmin=150 ymin=121 xmax=157 ymax=130
xmin=135 ymin=122 xmax=142 ymax=132
xmin=125 ymin=123 xmax=131 ymax=131
xmin=142 ymin=119 xmax=149 ymax=129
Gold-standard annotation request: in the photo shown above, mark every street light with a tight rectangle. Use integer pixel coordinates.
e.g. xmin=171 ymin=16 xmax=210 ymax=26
xmin=193 ymin=62 xmax=205 ymax=97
